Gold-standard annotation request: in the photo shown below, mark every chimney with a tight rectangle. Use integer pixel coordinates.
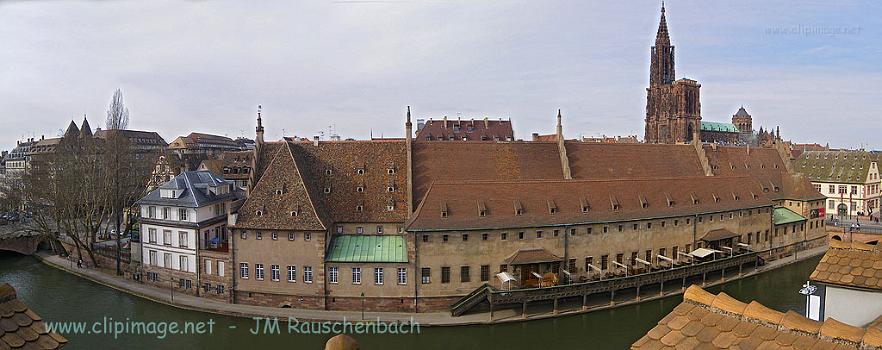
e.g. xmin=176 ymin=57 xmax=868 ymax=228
xmin=313 ymin=135 xmax=320 ymax=146
xmin=532 ymin=132 xmax=539 ymax=141
xmin=41 ymin=135 xmax=44 ymax=140
xmin=443 ymin=116 xmax=448 ymax=129
xmin=484 ymin=117 xmax=489 ymax=129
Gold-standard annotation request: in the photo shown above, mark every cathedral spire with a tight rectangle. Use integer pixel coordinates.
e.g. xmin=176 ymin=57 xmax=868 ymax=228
xmin=656 ymin=2 xmax=670 ymax=45
xmin=650 ymin=2 xmax=675 ymax=86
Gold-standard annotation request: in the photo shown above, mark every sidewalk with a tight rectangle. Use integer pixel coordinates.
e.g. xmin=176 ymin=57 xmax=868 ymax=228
xmin=38 ymin=245 xmax=828 ymax=326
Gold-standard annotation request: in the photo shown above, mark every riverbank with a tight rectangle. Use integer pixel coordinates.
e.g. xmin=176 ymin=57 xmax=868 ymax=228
xmin=38 ymin=245 xmax=828 ymax=326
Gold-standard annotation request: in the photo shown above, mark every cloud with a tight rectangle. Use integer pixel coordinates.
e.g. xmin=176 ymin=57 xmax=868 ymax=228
xmin=0 ymin=0 xmax=879 ymax=151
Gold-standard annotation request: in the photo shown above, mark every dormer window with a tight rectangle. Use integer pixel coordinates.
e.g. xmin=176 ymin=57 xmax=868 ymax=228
xmin=514 ymin=201 xmax=524 ymax=216
xmin=387 ymin=186 xmax=395 ymax=193
xmin=547 ymin=200 xmax=558 ymax=215
xmin=478 ymin=201 xmax=487 ymax=217
xmin=386 ymin=204 xmax=395 ymax=211
xmin=441 ymin=202 xmax=448 ymax=218
xmin=713 ymin=194 xmax=720 ymax=203
xmin=325 ymin=169 xmax=333 ymax=175
xmin=479 ymin=209 xmax=487 ymax=217
xmin=356 ymin=168 xmax=365 ymax=175
xmin=387 ymin=167 xmax=395 ymax=175
xmin=290 ymin=210 xmax=299 ymax=217
xmin=356 ymin=205 xmax=363 ymax=212
xmin=256 ymin=210 xmax=263 ymax=217
xmin=356 ymin=186 xmax=364 ymax=193
xmin=324 ymin=187 xmax=331 ymax=193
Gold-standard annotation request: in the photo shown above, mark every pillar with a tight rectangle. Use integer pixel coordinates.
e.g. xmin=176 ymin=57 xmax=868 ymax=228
xmin=582 ymin=294 xmax=588 ymax=310
xmin=660 ymin=281 xmax=665 ymax=296
xmin=610 ymin=290 xmax=616 ymax=306
xmin=553 ymin=298 xmax=559 ymax=315
xmin=522 ymin=301 xmax=528 ymax=319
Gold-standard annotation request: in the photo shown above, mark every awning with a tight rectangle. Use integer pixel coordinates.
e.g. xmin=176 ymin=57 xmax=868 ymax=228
xmin=701 ymin=228 xmax=740 ymax=242
xmin=496 ymin=272 xmax=517 ymax=284
xmin=503 ymin=248 xmax=562 ymax=265
xmin=691 ymin=248 xmax=722 ymax=258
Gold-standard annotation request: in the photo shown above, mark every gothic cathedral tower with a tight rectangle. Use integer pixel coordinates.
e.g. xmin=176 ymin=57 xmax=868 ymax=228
xmin=644 ymin=4 xmax=702 ymax=144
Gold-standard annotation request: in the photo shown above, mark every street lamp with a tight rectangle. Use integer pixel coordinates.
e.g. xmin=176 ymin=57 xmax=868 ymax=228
xmin=799 ymin=281 xmax=818 ymax=320
xmin=360 ymin=292 xmax=365 ymax=320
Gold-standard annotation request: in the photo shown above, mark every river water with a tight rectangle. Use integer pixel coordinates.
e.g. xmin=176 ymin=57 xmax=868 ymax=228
xmin=0 ymin=252 xmax=821 ymax=349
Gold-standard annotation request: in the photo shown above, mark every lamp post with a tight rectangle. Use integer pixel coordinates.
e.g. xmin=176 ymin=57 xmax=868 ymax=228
xmin=360 ymin=292 xmax=365 ymax=320
xmin=799 ymin=281 xmax=817 ymax=320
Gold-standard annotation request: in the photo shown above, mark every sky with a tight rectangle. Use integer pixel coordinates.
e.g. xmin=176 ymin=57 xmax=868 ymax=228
xmin=1 ymin=0 xmax=880 ymax=152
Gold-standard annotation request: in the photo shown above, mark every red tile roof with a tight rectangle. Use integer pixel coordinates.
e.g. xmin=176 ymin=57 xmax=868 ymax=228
xmin=811 ymin=240 xmax=882 ymax=291
xmin=407 ymin=176 xmax=774 ymax=231
xmin=415 ymin=118 xmax=513 ymax=142
xmin=566 ymin=142 xmax=706 ymax=179
xmin=0 ymin=283 xmax=68 ymax=349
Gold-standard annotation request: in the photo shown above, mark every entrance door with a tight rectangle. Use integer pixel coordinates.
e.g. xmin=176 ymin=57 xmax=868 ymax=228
xmin=838 ymin=203 xmax=848 ymax=217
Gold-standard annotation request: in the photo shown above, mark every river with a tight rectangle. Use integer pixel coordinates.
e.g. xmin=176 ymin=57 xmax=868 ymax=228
xmin=0 ymin=252 xmax=821 ymax=349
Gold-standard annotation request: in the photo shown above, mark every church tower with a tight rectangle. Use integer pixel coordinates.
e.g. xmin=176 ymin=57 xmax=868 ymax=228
xmin=644 ymin=3 xmax=702 ymax=144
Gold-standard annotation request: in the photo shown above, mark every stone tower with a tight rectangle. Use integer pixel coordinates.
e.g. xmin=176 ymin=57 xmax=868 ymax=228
xmin=644 ymin=4 xmax=702 ymax=144
xmin=731 ymin=106 xmax=752 ymax=133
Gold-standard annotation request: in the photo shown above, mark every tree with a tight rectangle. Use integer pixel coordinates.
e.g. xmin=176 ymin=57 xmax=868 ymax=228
xmin=105 ymin=89 xmax=129 ymax=130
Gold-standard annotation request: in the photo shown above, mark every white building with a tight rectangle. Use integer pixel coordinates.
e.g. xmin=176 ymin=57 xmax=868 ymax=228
xmin=809 ymin=240 xmax=882 ymax=326
xmin=136 ymin=171 xmax=242 ymax=296
xmin=795 ymin=150 xmax=881 ymax=218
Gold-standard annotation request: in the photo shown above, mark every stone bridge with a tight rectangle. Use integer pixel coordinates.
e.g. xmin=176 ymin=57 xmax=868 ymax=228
xmin=0 ymin=226 xmax=51 ymax=255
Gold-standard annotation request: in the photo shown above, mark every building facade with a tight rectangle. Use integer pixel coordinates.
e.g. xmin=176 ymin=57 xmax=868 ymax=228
xmin=137 ymin=171 xmax=242 ymax=301
xmin=795 ymin=150 xmax=881 ymax=217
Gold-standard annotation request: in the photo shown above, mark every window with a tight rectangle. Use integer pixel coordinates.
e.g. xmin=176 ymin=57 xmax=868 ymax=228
xmin=216 ymin=285 xmax=224 ymax=295
xmin=336 ymin=226 xmax=343 ymax=234
xmin=148 ymin=250 xmax=157 ymax=265
xmin=601 ymin=255 xmax=609 ymax=270
xmin=256 ymin=231 xmax=262 ymax=240
xmin=288 ymin=232 xmax=295 ymax=241
xmin=356 ymin=227 xmax=364 ymax=235
xmin=179 ymin=209 xmax=188 ymax=221
xmin=397 ymin=268 xmax=407 ymax=285
xmin=204 ymin=259 xmax=212 ymax=275
xmin=271 ymin=232 xmax=278 ymax=240
xmin=287 ymin=266 xmax=296 ymax=282
xmin=441 ymin=267 xmax=450 ymax=283
xmin=240 ymin=263 xmax=249 ymax=279
xmin=163 ymin=230 xmax=172 ymax=246
xmin=163 ymin=253 xmax=172 ymax=268
xmin=460 ymin=266 xmax=470 ymax=283
xmin=480 ymin=265 xmax=489 ymax=282
xmin=462 ymin=234 xmax=468 ymax=241
xmin=218 ymin=261 xmax=225 ymax=277
xmin=374 ymin=267 xmax=384 ymax=285
xmin=148 ymin=206 xmax=156 ymax=219
xmin=518 ymin=232 xmax=524 ymax=240
xmin=304 ymin=266 xmax=313 ymax=283
xmin=442 ymin=235 xmax=449 ymax=242
xmin=304 ymin=233 xmax=311 ymax=241
xmin=584 ymin=257 xmax=593 ymax=271
xmin=482 ymin=233 xmax=488 ymax=241
xmin=568 ymin=259 xmax=576 ymax=272
xmin=271 ymin=265 xmax=280 ymax=281
xmin=352 ymin=267 xmax=362 ymax=284
xmin=255 ymin=264 xmax=264 ymax=280
xmin=148 ymin=228 xmax=157 ymax=244
xmin=329 ymin=266 xmax=338 ymax=284
xmin=178 ymin=231 xmax=188 ymax=248
xmin=377 ymin=226 xmax=383 ymax=234
xmin=536 ymin=231 xmax=542 ymax=239
xmin=829 ymin=185 xmax=835 ymax=194
xmin=421 ymin=268 xmax=431 ymax=284
xmin=240 ymin=230 xmax=247 ymax=240
xmin=501 ymin=232 xmax=507 ymax=240
xmin=162 ymin=207 xmax=170 ymax=220
xmin=422 ymin=235 xmax=429 ymax=243
xmin=356 ymin=168 xmax=365 ymax=175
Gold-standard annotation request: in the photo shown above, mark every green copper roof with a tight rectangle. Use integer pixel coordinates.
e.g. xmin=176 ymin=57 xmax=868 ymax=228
xmin=700 ymin=121 xmax=739 ymax=133
xmin=773 ymin=207 xmax=806 ymax=226
xmin=326 ymin=235 xmax=408 ymax=263
xmin=794 ymin=150 xmax=880 ymax=185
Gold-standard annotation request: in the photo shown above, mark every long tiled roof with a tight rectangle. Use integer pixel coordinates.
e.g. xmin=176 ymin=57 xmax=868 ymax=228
xmin=0 ymin=283 xmax=68 ymax=349
xmin=566 ymin=142 xmax=706 ymax=180
xmin=412 ymin=141 xmax=564 ymax=207
xmin=291 ymin=140 xmax=409 ymax=224
xmin=407 ymin=176 xmax=775 ymax=231
xmin=795 ymin=150 xmax=880 ymax=184
xmin=326 ymin=235 xmax=407 ymax=263
xmin=632 ymin=285 xmax=882 ymax=349
xmin=810 ymin=240 xmax=882 ymax=291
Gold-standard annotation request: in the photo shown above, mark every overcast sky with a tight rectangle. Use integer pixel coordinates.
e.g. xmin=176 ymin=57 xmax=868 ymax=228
xmin=1 ymin=0 xmax=880 ymax=151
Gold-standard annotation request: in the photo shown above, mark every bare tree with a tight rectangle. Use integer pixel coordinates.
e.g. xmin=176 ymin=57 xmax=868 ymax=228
xmin=105 ymin=89 xmax=129 ymax=130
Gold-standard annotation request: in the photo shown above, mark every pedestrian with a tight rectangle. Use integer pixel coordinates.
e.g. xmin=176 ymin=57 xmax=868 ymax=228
xmin=76 ymin=257 xmax=83 ymax=268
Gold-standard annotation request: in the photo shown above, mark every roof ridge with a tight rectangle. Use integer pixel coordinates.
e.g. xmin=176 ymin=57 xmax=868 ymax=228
xmin=683 ymin=285 xmax=879 ymax=347
xmin=428 ymin=175 xmax=757 ymax=186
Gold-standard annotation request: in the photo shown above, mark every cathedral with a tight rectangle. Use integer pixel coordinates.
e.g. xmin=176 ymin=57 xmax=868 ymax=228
xmin=644 ymin=5 xmax=756 ymax=145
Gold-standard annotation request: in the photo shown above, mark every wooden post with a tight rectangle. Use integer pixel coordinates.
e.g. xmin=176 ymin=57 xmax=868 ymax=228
xmin=660 ymin=281 xmax=665 ymax=296
xmin=488 ymin=293 xmax=494 ymax=322
xmin=721 ymin=267 xmax=726 ymax=282
xmin=553 ymin=298 xmax=559 ymax=315
xmin=682 ymin=276 xmax=686 ymax=291
xmin=702 ymin=272 xmax=706 ymax=286
xmin=610 ymin=290 xmax=615 ymax=306
xmin=582 ymin=294 xmax=588 ymax=310
xmin=636 ymin=285 xmax=641 ymax=301
xmin=739 ymin=263 xmax=743 ymax=277
xmin=522 ymin=301 xmax=528 ymax=319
